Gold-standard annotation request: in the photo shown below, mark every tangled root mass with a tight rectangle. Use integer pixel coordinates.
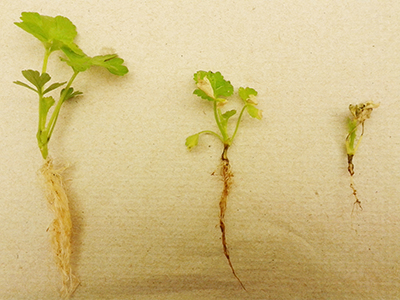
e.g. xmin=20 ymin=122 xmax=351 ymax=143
xmin=40 ymin=158 xmax=79 ymax=298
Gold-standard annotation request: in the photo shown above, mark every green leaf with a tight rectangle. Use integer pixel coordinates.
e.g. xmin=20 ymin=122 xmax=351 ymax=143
xmin=209 ymin=72 xmax=233 ymax=98
xmin=21 ymin=70 xmax=51 ymax=91
xmin=15 ymin=12 xmax=77 ymax=52
xmin=60 ymin=46 xmax=92 ymax=72
xmin=221 ymin=109 xmax=237 ymax=120
xmin=13 ymin=80 xmax=38 ymax=93
xmin=90 ymin=55 xmax=129 ymax=76
xmin=219 ymin=109 xmax=237 ymax=133
xmin=193 ymin=88 xmax=213 ymax=101
xmin=16 ymin=70 xmax=66 ymax=95
xmin=61 ymin=87 xmax=83 ymax=101
xmin=60 ymin=46 xmax=129 ymax=75
xmin=239 ymin=87 xmax=262 ymax=119
xmin=246 ymin=105 xmax=262 ymax=120
xmin=43 ymin=81 xmax=67 ymax=94
xmin=185 ymin=133 xmax=199 ymax=150
xmin=239 ymin=87 xmax=258 ymax=103
xmin=193 ymin=71 xmax=233 ymax=101
xmin=42 ymin=96 xmax=55 ymax=112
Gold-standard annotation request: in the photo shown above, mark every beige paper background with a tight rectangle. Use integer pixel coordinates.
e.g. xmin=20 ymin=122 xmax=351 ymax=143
xmin=1 ymin=1 xmax=400 ymax=299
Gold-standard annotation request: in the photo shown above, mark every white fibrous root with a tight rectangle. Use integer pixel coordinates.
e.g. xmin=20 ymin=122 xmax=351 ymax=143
xmin=39 ymin=158 xmax=79 ymax=298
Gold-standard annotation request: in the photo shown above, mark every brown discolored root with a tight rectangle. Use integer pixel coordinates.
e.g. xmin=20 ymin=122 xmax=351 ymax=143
xmin=347 ymin=154 xmax=362 ymax=212
xmin=347 ymin=154 xmax=354 ymax=177
xmin=219 ymin=144 xmax=246 ymax=290
xmin=39 ymin=158 xmax=79 ymax=298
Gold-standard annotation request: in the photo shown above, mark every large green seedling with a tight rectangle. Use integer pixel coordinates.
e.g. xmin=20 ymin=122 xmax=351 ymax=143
xmin=345 ymin=101 xmax=379 ymax=211
xmin=14 ymin=12 xmax=128 ymax=298
xmin=186 ymin=71 xmax=262 ymax=290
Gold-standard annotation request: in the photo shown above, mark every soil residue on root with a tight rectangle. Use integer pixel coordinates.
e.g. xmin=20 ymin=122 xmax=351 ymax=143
xmin=219 ymin=144 xmax=246 ymax=290
xmin=40 ymin=158 xmax=79 ymax=298
xmin=348 ymin=154 xmax=362 ymax=212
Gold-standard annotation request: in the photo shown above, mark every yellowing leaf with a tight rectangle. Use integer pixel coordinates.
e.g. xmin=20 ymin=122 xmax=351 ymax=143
xmin=185 ymin=134 xmax=199 ymax=150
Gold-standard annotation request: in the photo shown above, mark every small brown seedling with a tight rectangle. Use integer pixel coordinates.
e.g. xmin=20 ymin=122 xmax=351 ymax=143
xmin=345 ymin=101 xmax=379 ymax=211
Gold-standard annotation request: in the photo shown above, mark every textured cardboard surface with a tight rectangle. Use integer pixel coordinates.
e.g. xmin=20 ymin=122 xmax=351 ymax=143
xmin=1 ymin=1 xmax=400 ymax=299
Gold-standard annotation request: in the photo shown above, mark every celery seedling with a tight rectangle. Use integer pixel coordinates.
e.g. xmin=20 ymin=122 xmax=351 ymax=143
xmin=186 ymin=71 xmax=262 ymax=290
xmin=345 ymin=101 xmax=379 ymax=211
xmin=14 ymin=12 xmax=128 ymax=298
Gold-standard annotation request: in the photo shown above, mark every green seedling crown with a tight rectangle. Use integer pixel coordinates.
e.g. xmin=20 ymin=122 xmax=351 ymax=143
xmin=186 ymin=71 xmax=262 ymax=150
xmin=14 ymin=12 xmax=128 ymax=159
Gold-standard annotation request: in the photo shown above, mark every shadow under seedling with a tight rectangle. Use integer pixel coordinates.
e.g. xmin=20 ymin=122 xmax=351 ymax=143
xmin=345 ymin=101 xmax=379 ymax=212
xmin=14 ymin=12 xmax=128 ymax=298
xmin=186 ymin=71 xmax=262 ymax=290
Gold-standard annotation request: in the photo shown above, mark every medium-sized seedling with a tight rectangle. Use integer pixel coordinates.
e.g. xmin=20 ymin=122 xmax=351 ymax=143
xmin=186 ymin=71 xmax=262 ymax=290
xmin=14 ymin=12 xmax=128 ymax=298
xmin=345 ymin=101 xmax=379 ymax=211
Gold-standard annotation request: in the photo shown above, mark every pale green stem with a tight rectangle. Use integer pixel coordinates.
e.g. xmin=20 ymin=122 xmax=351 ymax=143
xmin=198 ymin=130 xmax=224 ymax=143
xmin=46 ymin=71 xmax=79 ymax=140
xmin=37 ymin=48 xmax=53 ymax=159
xmin=353 ymin=135 xmax=364 ymax=155
xmin=38 ymin=93 xmax=46 ymax=136
xmin=346 ymin=129 xmax=356 ymax=155
xmin=352 ymin=122 xmax=365 ymax=155
xmin=230 ymin=104 xmax=249 ymax=143
xmin=38 ymin=50 xmax=51 ymax=130
xmin=42 ymin=48 xmax=51 ymax=74
xmin=213 ymin=101 xmax=229 ymax=142
xmin=346 ymin=120 xmax=364 ymax=156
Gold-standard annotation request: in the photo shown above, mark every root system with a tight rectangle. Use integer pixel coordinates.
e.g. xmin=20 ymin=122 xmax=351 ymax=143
xmin=39 ymin=158 xmax=79 ymax=298
xmin=219 ymin=144 xmax=246 ymax=290
xmin=348 ymin=154 xmax=362 ymax=211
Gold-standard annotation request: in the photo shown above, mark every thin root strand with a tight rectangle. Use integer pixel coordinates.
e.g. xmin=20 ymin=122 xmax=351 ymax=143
xmin=348 ymin=154 xmax=362 ymax=212
xmin=350 ymin=175 xmax=363 ymax=213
